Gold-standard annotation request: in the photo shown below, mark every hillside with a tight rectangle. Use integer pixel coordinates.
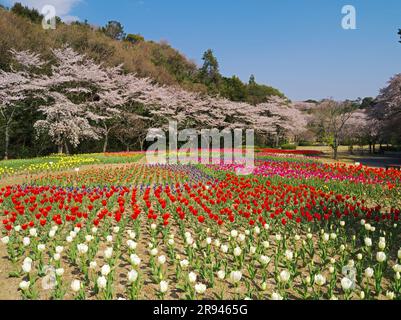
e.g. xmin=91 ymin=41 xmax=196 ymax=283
xmin=0 ymin=4 xmax=284 ymax=104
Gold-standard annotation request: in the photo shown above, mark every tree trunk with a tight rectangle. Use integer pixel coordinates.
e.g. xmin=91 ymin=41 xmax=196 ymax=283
xmin=333 ymin=146 xmax=338 ymax=160
xmin=139 ymin=139 xmax=144 ymax=151
xmin=4 ymin=123 xmax=9 ymax=160
xmin=103 ymin=133 xmax=109 ymax=153
xmin=369 ymin=143 xmax=372 ymax=154
xmin=64 ymin=142 xmax=70 ymax=155
xmin=103 ymin=124 xmax=109 ymax=153
xmin=58 ymin=144 xmax=63 ymax=154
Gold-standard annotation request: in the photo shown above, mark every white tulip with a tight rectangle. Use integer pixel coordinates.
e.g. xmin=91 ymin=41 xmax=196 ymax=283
xmin=294 ymin=235 xmax=300 ymax=241
xmin=150 ymin=248 xmax=158 ymax=256
xmin=230 ymin=271 xmax=242 ymax=283
xmin=271 ymin=292 xmax=283 ymax=300
xmin=56 ymin=268 xmax=64 ymax=276
xmin=341 ymin=277 xmax=353 ymax=291
xmin=104 ymin=247 xmax=113 ymax=259
xmin=97 ymin=276 xmax=107 ymax=289
xmin=254 ymin=226 xmax=260 ymax=235
xmin=188 ymin=272 xmax=197 ymax=283
xmin=220 ymin=244 xmax=228 ymax=253
xmin=91 ymin=227 xmax=98 ymax=234
xmin=249 ymin=246 xmax=256 ymax=255
xmin=340 ymin=221 xmax=345 ymax=227
xmin=22 ymin=262 xmax=32 ymax=273
xmin=29 ymin=228 xmax=37 ymax=237
xmin=275 ymin=234 xmax=282 ymax=241
xmin=285 ymin=250 xmax=293 ymax=261
xmin=53 ymin=253 xmax=61 ymax=261
xmin=106 ymin=235 xmax=113 ymax=243
xmin=330 ymin=233 xmax=337 ymax=240
xmin=307 ymin=233 xmax=313 ymax=239
xmin=23 ymin=237 xmax=30 ymax=247
xmin=365 ymin=238 xmax=372 ymax=247
xmin=386 ymin=291 xmax=395 ymax=300
xmin=206 ymin=237 xmax=212 ymax=245
xmin=113 ymin=226 xmax=120 ymax=233
xmin=168 ymin=238 xmax=175 ymax=246
xmin=127 ymin=270 xmax=138 ymax=283
xmin=158 ymin=255 xmax=166 ymax=265
xmin=66 ymin=236 xmax=73 ymax=243
xmin=127 ymin=240 xmax=137 ymax=250
xmin=180 ymin=259 xmax=189 ymax=269
xmin=89 ymin=261 xmax=97 ymax=269
xmin=71 ymin=280 xmax=81 ymax=292
xmin=186 ymin=237 xmax=194 ymax=245
xmin=233 ymin=247 xmax=242 ymax=257
xmin=14 ymin=225 xmax=21 ymax=232
xmin=329 ymin=266 xmax=335 ymax=274
xmin=365 ymin=267 xmax=374 ymax=278
xmin=49 ymin=230 xmax=56 ymax=238
xmin=194 ymin=283 xmax=207 ymax=294
xmin=376 ymin=251 xmax=386 ymax=263
xmin=1 ymin=236 xmax=9 ymax=244
xmin=262 ymin=241 xmax=270 ymax=248
xmin=55 ymin=246 xmax=64 ymax=254
xmin=101 ymin=264 xmax=111 ymax=276
xmin=37 ymin=244 xmax=46 ymax=252
xmin=279 ymin=270 xmax=290 ymax=283
xmin=398 ymin=249 xmax=401 ymax=260
xmin=159 ymin=280 xmax=168 ymax=293
xmin=151 ymin=223 xmax=157 ymax=230
xmin=214 ymin=239 xmax=221 ymax=247
xmin=217 ymin=270 xmax=225 ymax=280
xmin=77 ymin=243 xmax=88 ymax=255
xmin=322 ymin=233 xmax=329 ymax=242
xmin=314 ymin=274 xmax=326 ymax=286
xmin=360 ymin=291 xmax=365 ymax=299
xmin=238 ymin=234 xmax=245 ymax=242
xmin=260 ymin=255 xmax=271 ymax=265
xmin=357 ymin=253 xmax=363 ymax=260
xmin=130 ymin=254 xmax=141 ymax=266
xmin=85 ymin=235 xmax=93 ymax=243
xmin=230 ymin=230 xmax=238 ymax=238
xmin=393 ymin=264 xmax=401 ymax=273
xmin=19 ymin=281 xmax=30 ymax=291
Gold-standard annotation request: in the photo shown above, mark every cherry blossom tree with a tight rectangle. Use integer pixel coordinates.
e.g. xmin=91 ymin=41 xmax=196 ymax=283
xmin=311 ymin=99 xmax=357 ymax=160
xmin=0 ymin=49 xmax=47 ymax=159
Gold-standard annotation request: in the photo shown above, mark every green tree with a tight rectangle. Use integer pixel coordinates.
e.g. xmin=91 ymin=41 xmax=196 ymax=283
xmin=220 ymin=76 xmax=248 ymax=101
xmin=198 ymin=49 xmax=221 ymax=90
xmin=249 ymin=74 xmax=256 ymax=85
xmin=125 ymin=33 xmax=145 ymax=45
xmin=11 ymin=2 xmax=43 ymax=24
xmin=102 ymin=21 xmax=126 ymax=40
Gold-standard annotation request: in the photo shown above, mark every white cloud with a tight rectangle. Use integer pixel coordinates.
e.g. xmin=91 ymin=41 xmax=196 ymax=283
xmin=6 ymin=0 xmax=82 ymax=21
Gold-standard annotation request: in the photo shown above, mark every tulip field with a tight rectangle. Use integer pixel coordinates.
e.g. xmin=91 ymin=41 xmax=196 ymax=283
xmin=0 ymin=150 xmax=401 ymax=300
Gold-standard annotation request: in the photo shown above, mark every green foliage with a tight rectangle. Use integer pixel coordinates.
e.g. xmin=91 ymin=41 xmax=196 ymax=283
xmin=281 ymin=143 xmax=297 ymax=150
xmin=11 ymin=2 xmax=42 ymax=24
xmin=102 ymin=21 xmax=126 ymax=40
xmin=125 ymin=33 xmax=145 ymax=45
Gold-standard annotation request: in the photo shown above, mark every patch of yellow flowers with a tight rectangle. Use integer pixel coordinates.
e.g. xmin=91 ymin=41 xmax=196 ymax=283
xmin=0 ymin=154 xmax=99 ymax=178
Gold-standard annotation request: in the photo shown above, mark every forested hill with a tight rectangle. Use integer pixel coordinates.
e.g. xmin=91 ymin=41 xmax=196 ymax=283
xmin=0 ymin=3 xmax=285 ymax=104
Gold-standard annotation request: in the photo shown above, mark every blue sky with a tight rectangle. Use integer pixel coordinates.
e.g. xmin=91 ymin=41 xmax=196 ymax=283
xmin=4 ymin=0 xmax=401 ymax=101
